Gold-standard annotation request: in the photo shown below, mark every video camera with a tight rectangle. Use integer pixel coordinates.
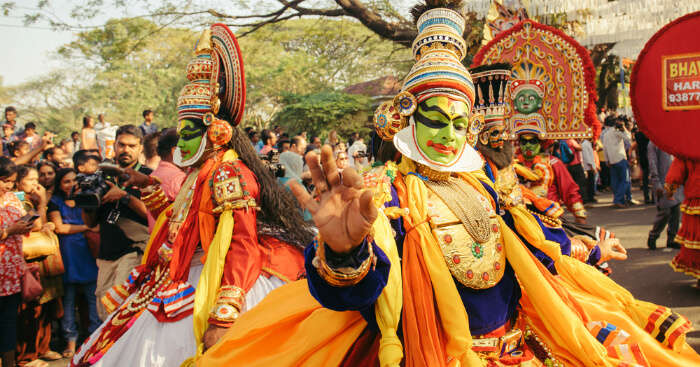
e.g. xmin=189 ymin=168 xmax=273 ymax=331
xmin=72 ymin=172 xmax=111 ymax=209
xmin=259 ymin=151 xmax=286 ymax=178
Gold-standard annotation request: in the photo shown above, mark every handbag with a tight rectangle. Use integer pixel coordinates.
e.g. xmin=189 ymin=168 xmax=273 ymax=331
xmin=24 ymin=231 xmax=65 ymax=277
xmin=22 ymin=263 xmax=43 ymax=302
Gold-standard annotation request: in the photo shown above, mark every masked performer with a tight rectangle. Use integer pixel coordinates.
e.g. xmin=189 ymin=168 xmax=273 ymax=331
xmin=72 ymin=24 xmax=312 ymax=367
xmin=199 ymin=4 xmax=699 ymax=367
xmin=667 ymin=158 xmax=700 ymax=286
xmin=471 ymin=64 xmax=621 ymax=272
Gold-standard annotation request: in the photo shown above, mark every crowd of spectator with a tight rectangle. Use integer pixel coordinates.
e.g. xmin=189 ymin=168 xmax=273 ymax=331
xmin=0 ymin=106 xmax=181 ymax=367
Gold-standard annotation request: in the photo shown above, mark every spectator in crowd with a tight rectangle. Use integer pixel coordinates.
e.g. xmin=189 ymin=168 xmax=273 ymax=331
xmin=647 ymin=141 xmax=683 ymax=250
xmin=95 ymin=114 xmax=117 ymax=160
xmin=256 ymin=129 xmax=269 ymax=152
xmin=59 ymin=138 xmax=74 ymax=159
xmin=82 ymin=125 xmax=151 ymax=320
xmin=278 ymin=138 xmax=290 ymax=153
xmin=21 ymin=122 xmax=43 ymax=150
xmin=80 ymin=116 xmax=98 ymax=151
xmin=634 ymin=128 xmax=652 ymax=203
xmin=9 ymin=138 xmax=53 ymax=166
xmin=15 ymin=165 xmax=63 ymax=367
xmin=142 ymin=132 xmax=161 ymax=170
xmin=248 ymin=130 xmax=260 ymax=151
xmin=140 ymin=109 xmax=158 ymax=136
xmin=347 ymin=136 xmax=368 ymax=170
xmin=43 ymin=147 xmax=68 ymax=169
xmin=306 ymin=136 xmax=321 ymax=154
xmin=70 ymin=132 xmax=80 ymax=155
xmin=2 ymin=123 xmax=16 ymax=156
xmin=2 ymin=106 xmax=21 ymax=136
xmin=335 ymin=150 xmax=349 ymax=171
xmin=581 ymin=137 xmax=598 ymax=203
xmin=49 ymin=168 xmax=100 ymax=358
xmin=596 ymin=136 xmax=610 ymax=191
xmin=141 ymin=128 xmax=186 ymax=232
xmin=72 ymin=150 xmax=101 ymax=175
xmin=37 ymin=161 xmax=58 ymax=198
xmin=273 ymin=125 xmax=284 ymax=138
xmin=259 ymin=129 xmax=278 ymax=155
xmin=279 ymin=136 xmax=306 ymax=181
xmin=324 ymin=130 xmax=340 ymax=147
xmin=0 ymin=157 xmax=35 ymax=367
xmin=602 ymin=117 xmax=633 ymax=208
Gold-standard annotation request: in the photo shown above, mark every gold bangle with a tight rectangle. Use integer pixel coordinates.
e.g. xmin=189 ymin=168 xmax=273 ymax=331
xmin=209 ymin=285 xmax=245 ymax=323
xmin=314 ymin=237 xmax=374 ymax=287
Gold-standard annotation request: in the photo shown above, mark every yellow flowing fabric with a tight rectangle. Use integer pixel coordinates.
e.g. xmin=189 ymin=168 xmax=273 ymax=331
xmin=194 ymin=160 xmax=700 ymax=366
xmin=508 ymin=204 xmax=700 ymax=365
xmin=191 ymin=149 xmax=238 ymax=356
xmin=371 ymin=209 xmax=404 ymax=367
xmin=141 ymin=203 xmax=172 ymax=264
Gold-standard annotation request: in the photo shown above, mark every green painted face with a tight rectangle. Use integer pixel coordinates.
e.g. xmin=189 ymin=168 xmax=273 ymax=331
xmin=518 ymin=133 xmax=541 ymax=160
xmin=514 ymin=89 xmax=543 ymax=115
xmin=177 ymin=119 xmax=205 ymax=161
xmin=414 ymin=96 xmax=469 ymax=165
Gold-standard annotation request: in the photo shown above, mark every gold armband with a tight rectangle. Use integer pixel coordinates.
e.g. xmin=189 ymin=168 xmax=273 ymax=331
xmin=314 ymin=238 xmax=374 ymax=287
xmin=141 ymin=186 xmax=169 ymax=213
xmin=664 ymin=183 xmax=678 ymax=196
xmin=209 ymin=285 xmax=246 ymax=323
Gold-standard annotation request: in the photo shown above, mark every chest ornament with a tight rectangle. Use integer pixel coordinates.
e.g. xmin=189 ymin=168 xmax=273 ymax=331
xmin=424 ymin=178 xmax=506 ymax=289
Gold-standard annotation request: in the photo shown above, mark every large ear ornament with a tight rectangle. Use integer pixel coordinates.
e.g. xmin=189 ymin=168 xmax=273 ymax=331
xmin=393 ymin=91 xmax=418 ymax=117
xmin=374 ymin=101 xmax=407 ymax=141
xmin=479 ymin=130 xmax=490 ymax=146
xmin=468 ymin=113 xmax=485 ymax=147
xmin=208 ymin=118 xmax=233 ymax=146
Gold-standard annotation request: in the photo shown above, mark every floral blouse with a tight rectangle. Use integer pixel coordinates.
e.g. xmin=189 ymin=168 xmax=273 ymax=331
xmin=0 ymin=192 xmax=26 ymax=296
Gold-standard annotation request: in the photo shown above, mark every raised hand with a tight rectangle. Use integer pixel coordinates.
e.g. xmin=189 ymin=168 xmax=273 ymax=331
xmin=289 ymin=145 xmax=378 ymax=254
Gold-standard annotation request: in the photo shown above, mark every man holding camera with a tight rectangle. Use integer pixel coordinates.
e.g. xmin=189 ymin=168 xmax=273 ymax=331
xmin=83 ymin=125 xmax=152 ymax=320
xmin=602 ymin=117 xmax=633 ymax=208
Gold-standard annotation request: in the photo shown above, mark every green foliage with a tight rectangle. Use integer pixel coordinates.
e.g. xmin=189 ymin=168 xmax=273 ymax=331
xmin=272 ymin=91 xmax=373 ymax=139
xmin=238 ymin=18 xmax=412 ymax=129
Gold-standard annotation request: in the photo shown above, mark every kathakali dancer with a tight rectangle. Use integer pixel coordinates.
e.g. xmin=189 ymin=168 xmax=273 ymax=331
xmin=470 ymin=63 xmax=619 ymax=273
xmin=198 ymin=3 xmax=699 ymax=367
xmin=471 ymin=22 xmax=598 ymax=225
xmin=72 ymin=24 xmax=312 ymax=366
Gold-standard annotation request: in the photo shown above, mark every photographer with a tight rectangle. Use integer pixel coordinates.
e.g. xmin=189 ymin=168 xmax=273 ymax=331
xmin=602 ymin=117 xmax=633 ymax=208
xmin=81 ymin=125 xmax=151 ymax=320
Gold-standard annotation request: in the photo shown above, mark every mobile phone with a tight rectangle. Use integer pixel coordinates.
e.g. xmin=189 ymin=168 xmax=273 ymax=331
xmin=20 ymin=214 xmax=40 ymax=223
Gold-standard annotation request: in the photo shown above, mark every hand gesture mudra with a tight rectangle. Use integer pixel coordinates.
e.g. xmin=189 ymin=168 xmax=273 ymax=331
xmin=289 ymin=145 xmax=378 ymax=254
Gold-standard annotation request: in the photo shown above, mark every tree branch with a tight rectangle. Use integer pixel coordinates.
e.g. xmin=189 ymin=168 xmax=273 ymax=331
xmin=334 ymin=0 xmax=415 ymax=46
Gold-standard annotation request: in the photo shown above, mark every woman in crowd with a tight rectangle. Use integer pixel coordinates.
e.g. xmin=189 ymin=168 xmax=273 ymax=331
xmin=324 ymin=129 xmax=340 ymax=147
xmin=48 ymin=168 xmax=99 ymax=358
xmin=0 ymin=157 xmax=35 ymax=367
xmin=37 ymin=161 xmax=57 ymax=199
xmin=80 ymin=116 xmax=98 ymax=151
xmin=15 ymin=165 xmax=63 ymax=367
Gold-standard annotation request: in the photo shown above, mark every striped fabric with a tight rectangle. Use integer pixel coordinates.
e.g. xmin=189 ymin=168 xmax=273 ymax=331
xmin=606 ymin=344 xmax=650 ymax=367
xmin=643 ymin=306 xmax=693 ymax=350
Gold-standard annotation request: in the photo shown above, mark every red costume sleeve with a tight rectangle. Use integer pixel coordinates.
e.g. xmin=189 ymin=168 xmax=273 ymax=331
xmin=548 ymin=157 xmax=586 ymax=218
xmin=665 ymin=158 xmax=688 ymax=188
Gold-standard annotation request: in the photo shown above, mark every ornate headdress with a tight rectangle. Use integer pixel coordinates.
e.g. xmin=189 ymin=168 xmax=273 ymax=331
xmin=375 ymin=3 xmax=484 ymax=172
xmin=470 ymin=63 xmax=512 ymax=132
xmin=472 ymin=20 xmax=600 ymax=140
xmin=175 ymin=24 xmax=246 ymax=167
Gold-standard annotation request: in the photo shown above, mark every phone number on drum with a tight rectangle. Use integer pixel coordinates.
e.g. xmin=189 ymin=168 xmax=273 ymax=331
xmin=668 ymin=92 xmax=700 ymax=103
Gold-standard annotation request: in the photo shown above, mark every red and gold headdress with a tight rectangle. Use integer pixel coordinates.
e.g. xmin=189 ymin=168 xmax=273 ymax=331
xmin=175 ymin=24 xmax=246 ymax=166
xmin=472 ymin=20 xmax=600 ymax=140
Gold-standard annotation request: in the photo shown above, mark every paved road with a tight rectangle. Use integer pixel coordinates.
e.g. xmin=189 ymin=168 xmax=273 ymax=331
xmin=46 ymin=188 xmax=699 ymax=366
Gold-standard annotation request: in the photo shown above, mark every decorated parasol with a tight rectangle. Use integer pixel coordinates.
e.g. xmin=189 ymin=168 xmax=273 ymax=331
xmin=631 ymin=11 xmax=700 ymax=161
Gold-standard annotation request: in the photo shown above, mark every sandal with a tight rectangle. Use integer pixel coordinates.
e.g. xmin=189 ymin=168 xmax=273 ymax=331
xmin=40 ymin=350 xmax=62 ymax=361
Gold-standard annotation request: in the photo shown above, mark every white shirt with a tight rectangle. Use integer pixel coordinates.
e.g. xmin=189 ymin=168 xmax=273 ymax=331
xmin=601 ymin=127 xmax=631 ymax=165
xmin=347 ymin=141 xmax=367 ymax=169
xmin=581 ymin=140 xmax=596 ymax=171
